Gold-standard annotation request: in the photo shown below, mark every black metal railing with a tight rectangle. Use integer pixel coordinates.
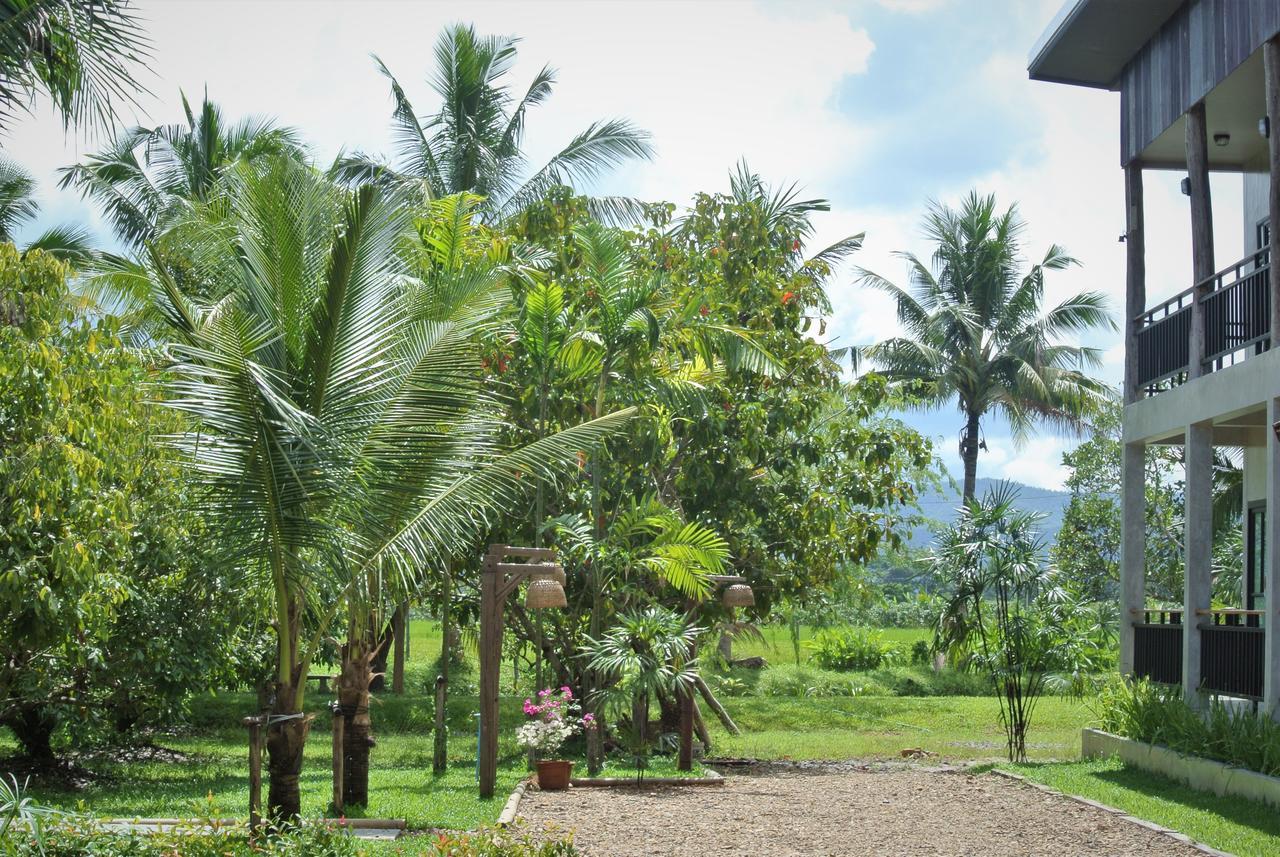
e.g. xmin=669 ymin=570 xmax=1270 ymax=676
xmin=1133 ymin=609 xmax=1182 ymax=686
xmin=1200 ymin=617 xmax=1264 ymax=699
xmin=1134 ymin=249 xmax=1271 ymax=393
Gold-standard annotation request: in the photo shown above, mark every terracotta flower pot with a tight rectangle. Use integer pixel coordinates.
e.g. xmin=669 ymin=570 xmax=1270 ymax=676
xmin=535 ymin=759 xmax=573 ymax=790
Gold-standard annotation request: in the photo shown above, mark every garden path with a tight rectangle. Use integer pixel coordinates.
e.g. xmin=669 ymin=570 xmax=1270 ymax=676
xmin=517 ymin=766 xmax=1210 ymax=856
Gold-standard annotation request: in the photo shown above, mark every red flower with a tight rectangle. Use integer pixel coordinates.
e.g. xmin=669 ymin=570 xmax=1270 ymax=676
xmin=792 ymin=239 xmax=801 ymax=252
xmin=699 ymin=304 xmax=709 ymax=317
xmin=782 ymin=291 xmax=795 ymax=304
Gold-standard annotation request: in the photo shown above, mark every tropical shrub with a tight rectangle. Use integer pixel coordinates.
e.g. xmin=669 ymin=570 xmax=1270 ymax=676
xmin=806 ymin=628 xmax=903 ymax=671
xmin=1096 ymin=678 xmax=1280 ymax=778
xmin=2 ymin=818 xmax=359 ymax=856
xmin=754 ymin=664 xmax=884 ymax=698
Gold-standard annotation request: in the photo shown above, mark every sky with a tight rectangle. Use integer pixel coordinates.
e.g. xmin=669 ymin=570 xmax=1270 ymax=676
xmin=4 ymin=0 xmax=1252 ymax=491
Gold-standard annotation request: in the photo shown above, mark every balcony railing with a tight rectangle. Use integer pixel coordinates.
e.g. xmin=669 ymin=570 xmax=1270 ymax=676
xmin=1129 ymin=608 xmax=1265 ymax=699
xmin=1134 ymin=249 xmax=1271 ymax=394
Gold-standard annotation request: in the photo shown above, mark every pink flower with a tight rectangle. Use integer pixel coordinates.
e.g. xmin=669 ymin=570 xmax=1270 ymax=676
xmin=560 ymin=686 xmax=573 ymax=698
xmin=539 ymin=689 xmax=552 ymax=698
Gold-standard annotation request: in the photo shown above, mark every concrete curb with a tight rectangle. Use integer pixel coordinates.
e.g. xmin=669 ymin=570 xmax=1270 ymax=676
xmin=1083 ymin=727 xmax=1280 ymax=810
xmin=570 ymin=769 xmax=724 ymax=788
xmin=990 ymin=769 xmax=1234 ymax=857
xmin=496 ymin=777 xmax=531 ymax=827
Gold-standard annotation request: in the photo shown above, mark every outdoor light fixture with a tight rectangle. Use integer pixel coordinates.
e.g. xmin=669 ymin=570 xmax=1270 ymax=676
xmin=1261 ymin=116 xmax=1271 ymax=139
xmin=1213 ymin=132 xmax=1230 ymax=147
xmin=1180 ymin=177 xmax=1192 ymax=196
xmin=525 ymin=577 xmax=567 ymax=609
xmin=1273 ymin=420 xmax=1280 ymax=442
xmin=722 ymin=583 xmax=755 ymax=608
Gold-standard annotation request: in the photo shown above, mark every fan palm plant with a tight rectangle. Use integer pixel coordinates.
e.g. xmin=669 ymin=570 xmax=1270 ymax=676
xmin=132 ymin=157 xmax=632 ymax=819
xmin=858 ymin=191 xmax=1114 ymax=502
xmin=584 ymin=607 xmax=702 ymax=781
xmin=336 ymin=23 xmax=653 ymax=224
xmin=0 ymin=154 xmax=93 ymax=263
xmin=58 ymin=90 xmax=305 ymax=246
xmin=0 ymin=0 xmax=147 ymax=135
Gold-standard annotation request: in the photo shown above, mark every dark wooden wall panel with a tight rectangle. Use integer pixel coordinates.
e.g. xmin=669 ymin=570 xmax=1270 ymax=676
xmin=1120 ymin=0 xmax=1280 ymax=166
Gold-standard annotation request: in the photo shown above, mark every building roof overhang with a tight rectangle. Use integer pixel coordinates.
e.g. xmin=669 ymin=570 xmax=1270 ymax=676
xmin=1028 ymin=0 xmax=1185 ymax=90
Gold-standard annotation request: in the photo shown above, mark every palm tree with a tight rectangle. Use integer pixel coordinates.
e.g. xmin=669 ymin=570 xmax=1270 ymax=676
xmin=0 ymin=0 xmax=147 ymax=135
xmin=0 ymin=154 xmax=92 ymax=263
xmin=58 ymin=90 xmax=305 ymax=246
xmin=336 ymin=23 xmax=653 ymax=224
xmin=133 ymin=157 xmax=632 ymax=819
xmin=858 ymin=191 xmax=1113 ymax=502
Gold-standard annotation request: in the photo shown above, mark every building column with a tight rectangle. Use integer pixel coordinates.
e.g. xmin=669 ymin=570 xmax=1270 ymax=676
xmin=1119 ymin=441 xmax=1146 ymax=676
xmin=1264 ymin=37 xmax=1280 ymax=343
xmin=1265 ymin=399 xmax=1280 ymax=716
xmin=1185 ymin=101 xmax=1214 ymax=378
xmin=1183 ymin=420 xmax=1214 ymax=707
xmin=1124 ymin=165 xmax=1146 ymax=403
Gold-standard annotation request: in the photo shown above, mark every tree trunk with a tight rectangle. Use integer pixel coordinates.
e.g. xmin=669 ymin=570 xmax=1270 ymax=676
xmin=391 ymin=602 xmax=406 ymax=695
xmin=717 ymin=630 xmax=732 ymax=662
xmin=265 ymin=689 xmax=310 ymax=821
xmin=693 ymin=674 xmax=739 ymax=735
xmin=337 ymin=643 xmax=375 ymax=806
xmin=433 ymin=568 xmax=451 ymax=774
xmin=368 ymin=620 xmax=393 ymax=693
xmin=960 ymin=409 xmax=981 ymax=503
xmin=8 ymin=706 xmax=56 ymax=762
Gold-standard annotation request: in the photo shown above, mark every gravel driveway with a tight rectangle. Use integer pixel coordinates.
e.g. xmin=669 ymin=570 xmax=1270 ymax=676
xmin=517 ymin=767 xmax=1207 ymax=856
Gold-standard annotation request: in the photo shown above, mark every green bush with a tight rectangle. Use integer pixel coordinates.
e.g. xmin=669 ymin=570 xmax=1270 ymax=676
xmin=1096 ymin=678 xmax=1280 ymax=778
xmin=868 ymin=666 xmax=990 ymax=697
xmin=806 ymin=628 xmax=902 ymax=671
xmin=754 ymin=664 xmax=887 ymax=698
xmin=909 ymin=639 xmax=932 ymax=666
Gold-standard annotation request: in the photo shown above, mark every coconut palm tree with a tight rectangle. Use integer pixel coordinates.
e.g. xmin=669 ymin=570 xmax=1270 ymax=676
xmin=58 ymin=90 xmax=305 ymax=246
xmin=0 ymin=0 xmax=148 ymax=135
xmin=336 ymin=23 xmax=653 ymax=224
xmin=858 ymin=191 xmax=1114 ymax=502
xmin=0 ymin=154 xmax=93 ymax=263
xmin=133 ymin=157 xmax=632 ymax=819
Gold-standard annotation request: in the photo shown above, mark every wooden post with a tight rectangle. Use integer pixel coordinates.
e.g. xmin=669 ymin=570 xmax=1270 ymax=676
xmin=1265 ymin=37 xmax=1280 ymax=343
xmin=243 ymin=716 xmax=263 ymax=832
xmin=391 ymin=602 xmax=406 ymax=695
xmin=1124 ymin=165 xmax=1146 ymax=403
xmin=478 ymin=550 xmax=502 ymax=799
xmin=433 ymin=674 xmax=448 ymax=773
xmin=1184 ymin=420 xmax=1214 ymax=708
xmin=677 ymin=685 xmax=694 ymax=771
xmin=330 ymin=703 xmax=345 ymax=814
xmin=1185 ymin=101 xmax=1214 ymax=378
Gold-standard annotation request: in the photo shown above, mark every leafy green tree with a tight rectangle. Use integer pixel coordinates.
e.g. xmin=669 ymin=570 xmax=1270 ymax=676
xmin=1054 ymin=399 xmax=1244 ymax=605
xmin=59 ymin=90 xmax=305 ymax=247
xmin=339 ymin=23 xmax=652 ymax=223
xmin=0 ymin=0 xmax=147 ymax=134
xmin=0 ymin=244 xmax=244 ymax=760
xmin=860 ymin=190 xmax=1113 ymax=501
xmin=127 ymin=158 xmax=631 ymax=818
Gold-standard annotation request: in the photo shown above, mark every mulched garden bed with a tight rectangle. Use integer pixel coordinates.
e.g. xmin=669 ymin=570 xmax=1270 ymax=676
xmin=518 ymin=766 xmax=1209 ymax=856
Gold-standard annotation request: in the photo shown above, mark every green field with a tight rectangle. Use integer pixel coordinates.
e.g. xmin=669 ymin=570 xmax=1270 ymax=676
xmin=727 ymin=623 xmax=931 ymax=666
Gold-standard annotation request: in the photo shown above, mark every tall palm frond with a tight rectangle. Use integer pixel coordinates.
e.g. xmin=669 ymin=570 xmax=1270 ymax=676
xmin=0 ymin=0 xmax=148 ymax=135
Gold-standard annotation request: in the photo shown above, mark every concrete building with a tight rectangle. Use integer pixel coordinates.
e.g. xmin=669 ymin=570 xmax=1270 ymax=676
xmin=1030 ymin=1 xmax=1280 ymax=711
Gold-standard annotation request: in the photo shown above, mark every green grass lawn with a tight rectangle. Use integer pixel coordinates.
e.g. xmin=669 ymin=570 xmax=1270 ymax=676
xmin=1004 ymin=758 xmax=1280 ymax=857
xmin=706 ymin=695 xmax=1091 ymax=761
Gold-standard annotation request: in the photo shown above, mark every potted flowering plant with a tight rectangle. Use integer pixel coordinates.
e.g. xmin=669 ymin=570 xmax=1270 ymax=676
xmin=515 ymin=686 xmax=594 ymax=789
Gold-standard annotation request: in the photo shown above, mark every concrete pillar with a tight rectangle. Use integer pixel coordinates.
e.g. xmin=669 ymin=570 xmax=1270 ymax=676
xmin=1186 ymin=102 xmax=1213 ymax=379
xmin=1265 ymin=399 xmax=1280 ymax=716
xmin=1263 ymin=37 xmax=1280 ymax=344
xmin=1183 ymin=420 xmax=1214 ymax=707
xmin=1120 ymin=442 xmax=1146 ymax=676
xmin=1124 ymin=165 xmax=1145 ymax=403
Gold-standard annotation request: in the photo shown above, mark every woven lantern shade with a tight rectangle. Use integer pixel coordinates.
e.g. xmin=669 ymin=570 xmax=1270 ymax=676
xmin=722 ymin=583 xmax=755 ymax=608
xmin=525 ymin=578 xmax=567 ymax=610
xmin=533 ymin=564 xmax=566 ymax=585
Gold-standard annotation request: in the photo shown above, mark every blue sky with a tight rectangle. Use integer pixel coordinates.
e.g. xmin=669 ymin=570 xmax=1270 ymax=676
xmin=5 ymin=0 xmax=1251 ymax=489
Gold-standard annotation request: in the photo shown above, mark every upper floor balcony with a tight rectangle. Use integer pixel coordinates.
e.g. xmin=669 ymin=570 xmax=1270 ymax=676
xmin=1134 ymin=248 xmax=1271 ymax=397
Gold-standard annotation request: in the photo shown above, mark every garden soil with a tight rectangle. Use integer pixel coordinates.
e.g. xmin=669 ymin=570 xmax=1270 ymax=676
xmin=517 ymin=766 xmax=1207 ymax=856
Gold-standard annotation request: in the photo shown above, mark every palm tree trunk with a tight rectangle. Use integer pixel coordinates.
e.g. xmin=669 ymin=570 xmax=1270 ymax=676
xmin=266 ymin=585 xmax=307 ymax=821
xmin=337 ymin=641 xmax=374 ymax=807
xmin=586 ymin=366 xmax=609 ymax=775
xmin=961 ymin=410 xmax=981 ymax=502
